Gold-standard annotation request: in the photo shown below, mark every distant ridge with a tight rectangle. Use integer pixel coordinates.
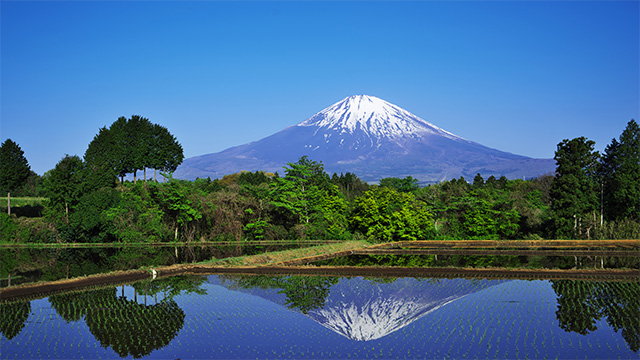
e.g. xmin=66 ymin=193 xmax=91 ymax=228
xmin=174 ymin=95 xmax=555 ymax=182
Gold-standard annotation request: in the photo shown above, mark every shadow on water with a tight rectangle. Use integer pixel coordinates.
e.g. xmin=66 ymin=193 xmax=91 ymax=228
xmin=0 ymin=244 xmax=300 ymax=287
xmin=315 ymin=253 xmax=640 ymax=270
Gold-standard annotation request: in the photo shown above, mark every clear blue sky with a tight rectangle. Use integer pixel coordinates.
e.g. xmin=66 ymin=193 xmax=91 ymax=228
xmin=1 ymin=1 xmax=638 ymax=176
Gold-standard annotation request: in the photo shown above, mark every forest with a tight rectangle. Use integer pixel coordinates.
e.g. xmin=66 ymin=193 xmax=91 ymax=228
xmin=1 ymin=117 xmax=638 ymax=244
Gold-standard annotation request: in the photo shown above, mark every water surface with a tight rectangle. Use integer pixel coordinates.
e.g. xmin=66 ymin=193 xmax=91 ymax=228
xmin=1 ymin=274 xmax=638 ymax=359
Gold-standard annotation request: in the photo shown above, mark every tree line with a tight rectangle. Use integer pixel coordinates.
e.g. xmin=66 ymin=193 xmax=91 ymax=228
xmin=1 ymin=118 xmax=638 ymax=243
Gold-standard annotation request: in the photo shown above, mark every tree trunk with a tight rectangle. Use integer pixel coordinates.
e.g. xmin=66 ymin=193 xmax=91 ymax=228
xmin=134 ymin=170 xmax=137 ymax=184
xmin=144 ymin=167 xmax=147 ymax=183
xmin=7 ymin=192 xmax=10 ymax=216
xmin=154 ymin=169 xmax=157 ymax=182
xmin=65 ymin=202 xmax=69 ymax=224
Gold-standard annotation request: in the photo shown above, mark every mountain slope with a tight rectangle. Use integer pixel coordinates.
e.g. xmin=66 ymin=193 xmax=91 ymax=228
xmin=174 ymin=95 xmax=555 ymax=182
xmin=208 ymin=275 xmax=507 ymax=341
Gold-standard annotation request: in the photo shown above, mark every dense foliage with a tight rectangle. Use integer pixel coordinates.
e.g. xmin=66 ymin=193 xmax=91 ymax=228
xmin=0 ymin=139 xmax=41 ymax=196
xmin=1 ymin=119 xmax=638 ymax=243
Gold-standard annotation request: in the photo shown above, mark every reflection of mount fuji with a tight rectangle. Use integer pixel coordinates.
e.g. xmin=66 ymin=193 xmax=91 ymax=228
xmin=209 ymin=275 xmax=506 ymax=341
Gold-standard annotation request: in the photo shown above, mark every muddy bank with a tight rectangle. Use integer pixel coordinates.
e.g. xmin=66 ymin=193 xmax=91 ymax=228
xmin=2 ymin=240 xmax=638 ymax=302
xmin=2 ymin=263 xmax=638 ymax=302
xmin=187 ymin=265 xmax=640 ymax=281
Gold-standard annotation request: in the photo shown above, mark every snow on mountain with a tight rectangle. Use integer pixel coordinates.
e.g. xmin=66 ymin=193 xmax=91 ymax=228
xmin=309 ymin=293 xmax=461 ymax=341
xmin=299 ymin=95 xmax=464 ymax=142
xmin=208 ymin=275 xmax=507 ymax=342
xmin=173 ymin=95 xmax=556 ymax=182
xmin=303 ymin=277 xmax=502 ymax=341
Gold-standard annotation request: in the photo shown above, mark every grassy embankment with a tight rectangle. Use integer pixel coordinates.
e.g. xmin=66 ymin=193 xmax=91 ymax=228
xmin=2 ymin=197 xmax=47 ymax=207
xmin=199 ymin=240 xmax=372 ymax=267
xmin=1 ymin=197 xmax=47 ymax=218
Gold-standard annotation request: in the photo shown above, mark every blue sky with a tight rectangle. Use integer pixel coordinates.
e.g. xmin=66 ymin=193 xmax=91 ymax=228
xmin=1 ymin=1 xmax=638 ymax=176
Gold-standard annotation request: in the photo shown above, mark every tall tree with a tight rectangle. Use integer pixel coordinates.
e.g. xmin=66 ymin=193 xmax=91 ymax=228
xmin=0 ymin=139 xmax=31 ymax=195
xmin=153 ymin=124 xmax=184 ymax=181
xmin=270 ymin=159 xmax=318 ymax=225
xmin=84 ymin=126 xmax=119 ymax=190
xmin=43 ymin=155 xmax=85 ymax=224
xmin=601 ymin=119 xmax=640 ymax=221
xmin=550 ymin=137 xmax=600 ymax=238
xmin=84 ymin=116 xmax=184 ymax=184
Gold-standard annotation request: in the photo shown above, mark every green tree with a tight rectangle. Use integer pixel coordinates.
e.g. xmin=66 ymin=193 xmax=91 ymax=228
xmin=330 ymin=171 xmax=369 ymax=200
xmin=446 ymin=192 xmax=520 ymax=240
xmin=70 ymin=187 xmax=121 ymax=243
xmin=601 ymin=119 xmax=640 ymax=221
xmin=84 ymin=116 xmax=184 ymax=184
xmin=550 ymin=137 xmax=600 ymax=238
xmin=43 ymin=155 xmax=85 ymax=224
xmin=105 ymin=182 xmax=167 ymax=242
xmin=0 ymin=139 xmax=32 ymax=195
xmin=157 ymin=178 xmax=203 ymax=241
xmin=270 ymin=157 xmax=325 ymax=226
xmin=350 ymin=187 xmax=434 ymax=241
xmin=315 ymin=185 xmax=350 ymax=239
xmin=152 ymin=124 xmax=184 ymax=181
xmin=84 ymin=126 xmax=119 ymax=190
xmin=472 ymin=173 xmax=484 ymax=188
xmin=379 ymin=176 xmax=419 ymax=193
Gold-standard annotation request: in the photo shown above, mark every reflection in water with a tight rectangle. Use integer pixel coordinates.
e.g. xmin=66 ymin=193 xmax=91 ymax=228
xmin=46 ymin=276 xmax=206 ymax=358
xmin=51 ymin=289 xmax=185 ymax=358
xmin=320 ymin=253 xmax=640 ymax=270
xmin=1 ymin=275 xmax=638 ymax=358
xmin=0 ymin=301 xmax=30 ymax=340
xmin=552 ymin=280 xmax=640 ymax=352
xmin=0 ymin=245 xmax=297 ymax=286
xmin=216 ymin=275 xmax=505 ymax=341
xmin=220 ymin=275 xmax=339 ymax=314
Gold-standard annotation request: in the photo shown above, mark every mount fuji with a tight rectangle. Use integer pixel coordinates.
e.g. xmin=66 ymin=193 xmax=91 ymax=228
xmin=209 ymin=275 xmax=507 ymax=341
xmin=174 ymin=95 xmax=555 ymax=182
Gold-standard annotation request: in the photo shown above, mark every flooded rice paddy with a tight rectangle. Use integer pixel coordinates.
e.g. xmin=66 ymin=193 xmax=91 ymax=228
xmin=1 ymin=274 xmax=638 ymax=359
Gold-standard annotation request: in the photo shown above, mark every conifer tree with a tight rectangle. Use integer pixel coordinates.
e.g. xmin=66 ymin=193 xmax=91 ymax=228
xmin=0 ymin=139 xmax=31 ymax=195
xmin=601 ymin=119 xmax=640 ymax=221
xmin=550 ymin=137 xmax=600 ymax=238
xmin=84 ymin=116 xmax=184 ymax=184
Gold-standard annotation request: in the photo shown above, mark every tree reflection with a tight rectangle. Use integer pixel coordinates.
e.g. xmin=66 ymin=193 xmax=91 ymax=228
xmin=223 ymin=275 xmax=339 ymax=314
xmin=0 ymin=301 xmax=30 ymax=340
xmin=48 ymin=275 xmax=206 ymax=358
xmin=552 ymin=280 xmax=640 ymax=352
xmin=85 ymin=289 xmax=185 ymax=358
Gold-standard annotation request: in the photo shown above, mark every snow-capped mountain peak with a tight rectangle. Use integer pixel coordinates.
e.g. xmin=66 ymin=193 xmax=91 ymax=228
xmin=298 ymin=95 xmax=464 ymax=141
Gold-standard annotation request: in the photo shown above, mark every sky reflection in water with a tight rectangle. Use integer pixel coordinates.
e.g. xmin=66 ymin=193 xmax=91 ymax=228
xmin=0 ymin=275 xmax=638 ymax=359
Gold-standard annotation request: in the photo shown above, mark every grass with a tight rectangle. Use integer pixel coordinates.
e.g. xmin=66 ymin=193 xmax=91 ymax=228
xmin=202 ymin=240 xmax=372 ymax=267
xmin=2 ymin=197 xmax=47 ymax=207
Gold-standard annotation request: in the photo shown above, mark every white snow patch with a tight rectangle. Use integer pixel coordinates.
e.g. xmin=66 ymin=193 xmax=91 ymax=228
xmin=298 ymin=95 xmax=465 ymax=141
